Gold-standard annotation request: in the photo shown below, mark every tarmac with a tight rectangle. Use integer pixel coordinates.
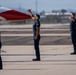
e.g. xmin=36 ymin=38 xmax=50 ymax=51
xmin=0 ymin=24 xmax=76 ymax=75
xmin=1 ymin=45 xmax=76 ymax=75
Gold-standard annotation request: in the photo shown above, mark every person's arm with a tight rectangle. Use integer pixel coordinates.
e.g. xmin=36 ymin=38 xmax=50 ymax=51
xmin=35 ymin=27 xmax=40 ymax=39
xmin=28 ymin=9 xmax=34 ymax=17
xmin=35 ymin=21 xmax=40 ymax=39
xmin=74 ymin=19 xmax=76 ymax=31
xmin=28 ymin=9 xmax=36 ymax=20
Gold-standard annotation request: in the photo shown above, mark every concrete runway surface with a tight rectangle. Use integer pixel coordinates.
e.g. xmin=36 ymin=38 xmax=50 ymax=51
xmin=0 ymin=24 xmax=72 ymax=45
xmin=0 ymin=24 xmax=76 ymax=75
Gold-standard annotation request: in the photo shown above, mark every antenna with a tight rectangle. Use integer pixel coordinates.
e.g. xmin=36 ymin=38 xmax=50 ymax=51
xmin=19 ymin=4 xmax=21 ymax=11
xmin=36 ymin=0 xmax=38 ymax=13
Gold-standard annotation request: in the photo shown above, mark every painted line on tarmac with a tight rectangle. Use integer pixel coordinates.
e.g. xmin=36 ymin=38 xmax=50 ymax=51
xmin=1 ymin=34 xmax=70 ymax=36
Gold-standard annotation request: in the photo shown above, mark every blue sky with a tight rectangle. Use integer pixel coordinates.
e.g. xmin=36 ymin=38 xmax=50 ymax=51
xmin=0 ymin=0 xmax=76 ymax=12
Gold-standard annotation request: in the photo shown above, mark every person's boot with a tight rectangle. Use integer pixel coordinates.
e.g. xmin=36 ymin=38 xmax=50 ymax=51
xmin=32 ymin=58 xmax=41 ymax=61
xmin=70 ymin=52 xmax=76 ymax=55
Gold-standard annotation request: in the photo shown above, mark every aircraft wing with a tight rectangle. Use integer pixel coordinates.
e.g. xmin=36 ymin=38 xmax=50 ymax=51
xmin=0 ymin=6 xmax=31 ymax=21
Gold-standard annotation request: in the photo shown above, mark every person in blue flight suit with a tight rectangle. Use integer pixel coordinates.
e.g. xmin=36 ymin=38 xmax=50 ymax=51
xmin=0 ymin=41 xmax=2 ymax=70
xmin=70 ymin=13 xmax=76 ymax=55
xmin=28 ymin=9 xmax=41 ymax=61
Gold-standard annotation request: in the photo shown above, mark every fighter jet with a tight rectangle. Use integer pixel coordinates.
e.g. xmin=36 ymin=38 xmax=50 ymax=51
xmin=0 ymin=6 xmax=31 ymax=21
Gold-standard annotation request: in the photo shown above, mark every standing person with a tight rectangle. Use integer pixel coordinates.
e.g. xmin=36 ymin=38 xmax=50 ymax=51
xmin=70 ymin=13 xmax=76 ymax=55
xmin=0 ymin=40 xmax=2 ymax=70
xmin=28 ymin=9 xmax=41 ymax=61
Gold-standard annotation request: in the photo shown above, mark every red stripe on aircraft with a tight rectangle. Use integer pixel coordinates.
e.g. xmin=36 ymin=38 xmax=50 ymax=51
xmin=0 ymin=10 xmax=31 ymax=20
